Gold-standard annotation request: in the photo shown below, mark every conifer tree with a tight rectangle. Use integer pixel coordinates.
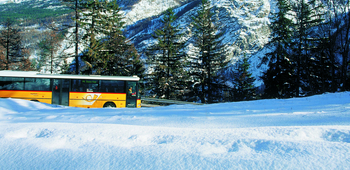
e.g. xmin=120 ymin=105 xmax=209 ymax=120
xmin=104 ymin=35 xmax=144 ymax=77
xmin=329 ymin=0 xmax=350 ymax=91
xmin=78 ymin=0 xmax=106 ymax=74
xmin=307 ymin=38 xmax=334 ymax=94
xmin=317 ymin=0 xmax=350 ymax=91
xmin=38 ymin=30 xmax=64 ymax=73
xmin=320 ymin=0 xmax=339 ymax=92
xmin=260 ymin=0 xmax=296 ymax=98
xmin=0 ymin=45 xmax=5 ymax=70
xmin=292 ymin=0 xmax=324 ymax=96
xmin=0 ymin=18 xmax=32 ymax=71
xmin=77 ymin=0 xmax=144 ymax=77
xmin=146 ymin=8 xmax=187 ymax=100
xmin=102 ymin=0 xmax=144 ymax=77
xmin=60 ymin=0 xmax=86 ymax=74
xmin=16 ymin=48 xmax=32 ymax=71
xmin=190 ymin=0 xmax=228 ymax=103
xmin=231 ymin=56 xmax=256 ymax=101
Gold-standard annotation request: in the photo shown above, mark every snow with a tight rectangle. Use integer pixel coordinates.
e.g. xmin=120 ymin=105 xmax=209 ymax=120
xmin=123 ymin=0 xmax=180 ymax=25
xmin=0 ymin=0 xmax=30 ymax=4
xmin=0 ymin=92 xmax=350 ymax=169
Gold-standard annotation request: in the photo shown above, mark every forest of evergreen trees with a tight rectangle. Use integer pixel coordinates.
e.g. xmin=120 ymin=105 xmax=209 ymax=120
xmin=261 ymin=0 xmax=350 ymax=98
xmin=0 ymin=0 xmax=349 ymax=103
xmin=0 ymin=0 xmax=72 ymax=25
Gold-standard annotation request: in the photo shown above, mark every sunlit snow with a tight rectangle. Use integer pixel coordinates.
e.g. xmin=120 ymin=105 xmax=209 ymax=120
xmin=0 ymin=92 xmax=349 ymax=169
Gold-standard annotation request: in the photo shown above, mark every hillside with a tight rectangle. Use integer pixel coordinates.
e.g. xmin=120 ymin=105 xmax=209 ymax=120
xmin=0 ymin=0 xmax=273 ymax=78
xmin=124 ymin=0 xmax=274 ymax=83
xmin=0 ymin=0 xmax=71 ymax=25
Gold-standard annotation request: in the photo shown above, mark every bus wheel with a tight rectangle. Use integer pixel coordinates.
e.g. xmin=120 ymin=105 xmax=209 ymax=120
xmin=31 ymin=100 xmax=39 ymax=102
xmin=103 ymin=102 xmax=116 ymax=108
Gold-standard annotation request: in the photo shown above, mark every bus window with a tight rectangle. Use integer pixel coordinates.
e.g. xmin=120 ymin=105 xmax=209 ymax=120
xmin=24 ymin=78 xmax=50 ymax=91
xmin=0 ymin=77 xmax=24 ymax=90
xmin=72 ymin=79 xmax=99 ymax=92
xmin=0 ymin=77 xmax=8 ymax=90
xmin=61 ymin=79 xmax=70 ymax=106
xmin=127 ymin=82 xmax=137 ymax=97
xmin=126 ymin=81 xmax=137 ymax=107
xmin=100 ymin=80 xmax=124 ymax=93
xmin=52 ymin=79 xmax=69 ymax=106
xmin=137 ymin=82 xmax=141 ymax=100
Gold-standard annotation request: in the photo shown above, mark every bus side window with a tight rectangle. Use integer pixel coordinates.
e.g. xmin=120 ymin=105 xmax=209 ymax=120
xmin=101 ymin=80 xmax=124 ymax=93
xmin=0 ymin=77 xmax=6 ymax=90
xmin=25 ymin=78 xmax=50 ymax=91
xmin=71 ymin=79 xmax=84 ymax=92
xmin=127 ymin=82 xmax=137 ymax=96
xmin=91 ymin=84 xmax=99 ymax=92
xmin=2 ymin=77 xmax=24 ymax=90
xmin=137 ymin=83 xmax=141 ymax=100
xmin=24 ymin=78 xmax=34 ymax=91
xmin=37 ymin=78 xmax=50 ymax=91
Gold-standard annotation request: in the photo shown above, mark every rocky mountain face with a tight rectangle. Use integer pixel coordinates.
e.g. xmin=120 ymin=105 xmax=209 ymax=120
xmin=124 ymin=0 xmax=275 ymax=83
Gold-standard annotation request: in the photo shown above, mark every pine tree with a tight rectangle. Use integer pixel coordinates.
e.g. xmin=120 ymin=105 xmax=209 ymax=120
xmin=78 ymin=0 xmax=105 ymax=74
xmin=146 ymin=8 xmax=187 ymax=100
xmin=189 ymin=0 xmax=228 ymax=103
xmin=329 ymin=0 xmax=350 ymax=91
xmin=304 ymin=1 xmax=326 ymax=95
xmin=16 ymin=48 xmax=32 ymax=71
xmin=307 ymin=39 xmax=334 ymax=94
xmin=305 ymin=5 xmax=339 ymax=95
xmin=231 ymin=56 xmax=256 ymax=101
xmin=77 ymin=0 xmax=144 ymax=76
xmin=0 ymin=18 xmax=32 ymax=71
xmin=260 ymin=0 xmax=296 ymax=98
xmin=104 ymin=35 xmax=144 ymax=77
xmin=60 ymin=0 xmax=82 ymax=74
xmin=102 ymin=0 xmax=144 ymax=77
xmin=0 ymin=45 xmax=5 ymax=70
xmin=320 ymin=0 xmax=339 ymax=92
xmin=292 ymin=0 xmax=324 ymax=96
xmin=38 ymin=30 xmax=64 ymax=73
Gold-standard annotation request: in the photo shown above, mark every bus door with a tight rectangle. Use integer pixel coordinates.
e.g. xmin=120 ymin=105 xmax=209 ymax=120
xmin=52 ymin=79 xmax=70 ymax=106
xmin=126 ymin=81 xmax=137 ymax=108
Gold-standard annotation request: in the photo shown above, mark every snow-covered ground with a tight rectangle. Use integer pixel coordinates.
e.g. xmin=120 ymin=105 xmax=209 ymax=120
xmin=0 ymin=92 xmax=349 ymax=169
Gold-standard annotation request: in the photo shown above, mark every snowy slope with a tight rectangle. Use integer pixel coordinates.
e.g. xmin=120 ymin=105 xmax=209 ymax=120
xmin=123 ymin=0 xmax=181 ymax=25
xmin=0 ymin=0 xmax=51 ymax=4
xmin=0 ymin=92 xmax=349 ymax=169
xmin=125 ymin=0 xmax=277 ymax=86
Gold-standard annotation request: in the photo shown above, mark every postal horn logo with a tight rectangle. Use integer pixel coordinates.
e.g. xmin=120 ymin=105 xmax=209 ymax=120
xmin=82 ymin=94 xmax=101 ymax=105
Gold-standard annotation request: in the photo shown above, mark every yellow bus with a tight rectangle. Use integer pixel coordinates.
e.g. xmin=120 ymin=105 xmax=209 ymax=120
xmin=0 ymin=71 xmax=141 ymax=108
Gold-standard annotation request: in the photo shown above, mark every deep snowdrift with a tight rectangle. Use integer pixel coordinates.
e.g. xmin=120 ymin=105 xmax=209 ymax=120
xmin=0 ymin=92 xmax=349 ymax=169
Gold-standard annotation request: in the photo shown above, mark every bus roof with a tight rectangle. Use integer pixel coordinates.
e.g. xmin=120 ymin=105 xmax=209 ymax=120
xmin=0 ymin=71 xmax=140 ymax=81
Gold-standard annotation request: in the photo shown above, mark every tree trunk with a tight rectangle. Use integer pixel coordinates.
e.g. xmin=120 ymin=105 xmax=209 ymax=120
xmin=75 ymin=0 xmax=79 ymax=74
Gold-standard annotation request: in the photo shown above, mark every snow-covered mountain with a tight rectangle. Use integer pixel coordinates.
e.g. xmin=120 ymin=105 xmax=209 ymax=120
xmin=124 ymin=0 xmax=276 ymax=84
xmin=1 ymin=0 xmax=278 ymax=83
